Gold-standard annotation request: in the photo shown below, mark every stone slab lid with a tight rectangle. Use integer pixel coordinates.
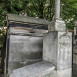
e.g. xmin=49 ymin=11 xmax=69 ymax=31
xmin=7 ymin=14 xmax=50 ymax=25
xmin=12 ymin=61 xmax=55 ymax=77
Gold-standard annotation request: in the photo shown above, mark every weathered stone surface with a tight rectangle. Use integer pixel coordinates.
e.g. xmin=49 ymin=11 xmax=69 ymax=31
xmin=43 ymin=32 xmax=72 ymax=70
xmin=12 ymin=61 xmax=55 ymax=77
xmin=7 ymin=14 xmax=49 ymax=76
xmin=10 ymin=61 xmax=71 ymax=77
xmin=8 ymin=59 xmax=41 ymax=75
xmin=8 ymin=35 xmax=43 ymax=74
xmin=6 ymin=14 xmax=72 ymax=77
xmin=56 ymin=68 xmax=72 ymax=77
xmin=43 ymin=32 xmax=58 ymax=67
xmin=48 ymin=19 xmax=66 ymax=32
xmin=55 ymin=0 xmax=60 ymax=19
xmin=9 ymin=27 xmax=48 ymax=37
xmin=44 ymin=68 xmax=72 ymax=77
xmin=7 ymin=14 xmax=50 ymax=25
xmin=9 ymin=35 xmax=43 ymax=54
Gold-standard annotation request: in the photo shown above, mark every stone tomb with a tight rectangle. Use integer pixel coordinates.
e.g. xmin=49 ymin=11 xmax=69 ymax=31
xmin=6 ymin=14 xmax=72 ymax=77
xmin=6 ymin=14 xmax=49 ymax=75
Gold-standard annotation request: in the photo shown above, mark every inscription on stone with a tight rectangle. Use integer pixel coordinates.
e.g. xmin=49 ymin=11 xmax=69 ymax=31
xmin=58 ymin=33 xmax=72 ymax=70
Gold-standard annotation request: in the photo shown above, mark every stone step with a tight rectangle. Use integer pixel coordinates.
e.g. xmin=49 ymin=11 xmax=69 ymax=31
xmin=11 ymin=61 xmax=55 ymax=77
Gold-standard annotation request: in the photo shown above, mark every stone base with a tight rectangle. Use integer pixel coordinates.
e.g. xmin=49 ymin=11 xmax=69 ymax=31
xmin=56 ymin=68 xmax=72 ymax=77
xmin=10 ymin=68 xmax=72 ymax=77
xmin=48 ymin=19 xmax=66 ymax=32
xmin=44 ymin=68 xmax=72 ymax=77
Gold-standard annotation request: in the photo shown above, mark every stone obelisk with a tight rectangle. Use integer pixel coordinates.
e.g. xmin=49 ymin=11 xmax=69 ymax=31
xmin=43 ymin=0 xmax=72 ymax=77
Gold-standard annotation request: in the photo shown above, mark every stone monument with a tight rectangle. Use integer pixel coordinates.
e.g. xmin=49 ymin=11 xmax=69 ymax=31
xmin=6 ymin=0 xmax=72 ymax=77
xmin=6 ymin=14 xmax=56 ymax=77
xmin=43 ymin=0 xmax=72 ymax=77
xmin=6 ymin=14 xmax=50 ymax=76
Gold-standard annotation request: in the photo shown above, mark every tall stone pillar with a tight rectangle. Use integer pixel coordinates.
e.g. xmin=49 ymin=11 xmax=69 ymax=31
xmin=43 ymin=0 xmax=72 ymax=77
xmin=55 ymin=0 xmax=60 ymax=18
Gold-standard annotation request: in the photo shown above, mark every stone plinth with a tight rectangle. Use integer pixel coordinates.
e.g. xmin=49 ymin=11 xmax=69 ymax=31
xmin=43 ymin=32 xmax=72 ymax=70
xmin=11 ymin=61 xmax=55 ymax=77
xmin=56 ymin=68 xmax=72 ymax=77
xmin=48 ymin=19 xmax=66 ymax=32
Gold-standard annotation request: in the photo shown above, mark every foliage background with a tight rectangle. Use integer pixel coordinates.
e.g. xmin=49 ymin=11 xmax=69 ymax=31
xmin=0 ymin=0 xmax=77 ymax=47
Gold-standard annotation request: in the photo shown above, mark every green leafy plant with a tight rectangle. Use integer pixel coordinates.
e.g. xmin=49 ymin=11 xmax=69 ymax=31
xmin=0 ymin=27 xmax=6 ymax=48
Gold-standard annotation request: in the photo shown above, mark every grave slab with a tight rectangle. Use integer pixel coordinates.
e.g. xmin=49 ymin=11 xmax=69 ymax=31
xmin=6 ymin=14 xmax=49 ymax=75
xmin=12 ymin=61 xmax=55 ymax=77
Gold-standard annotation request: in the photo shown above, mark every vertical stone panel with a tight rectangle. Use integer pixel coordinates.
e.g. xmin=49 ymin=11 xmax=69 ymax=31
xmin=58 ymin=32 xmax=72 ymax=70
xmin=8 ymin=35 xmax=43 ymax=74
xmin=43 ymin=32 xmax=58 ymax=66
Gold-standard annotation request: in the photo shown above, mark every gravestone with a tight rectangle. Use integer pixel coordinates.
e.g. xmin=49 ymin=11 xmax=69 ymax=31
xmin=6 ymin=13 xmax=72 ymax=77
xmin=6 ymin=14 xmax=49 ymax=75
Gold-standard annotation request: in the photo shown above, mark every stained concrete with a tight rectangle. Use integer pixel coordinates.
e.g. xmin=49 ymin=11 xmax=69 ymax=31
xmin=6 ymin=15 xmax=49 ymax=76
